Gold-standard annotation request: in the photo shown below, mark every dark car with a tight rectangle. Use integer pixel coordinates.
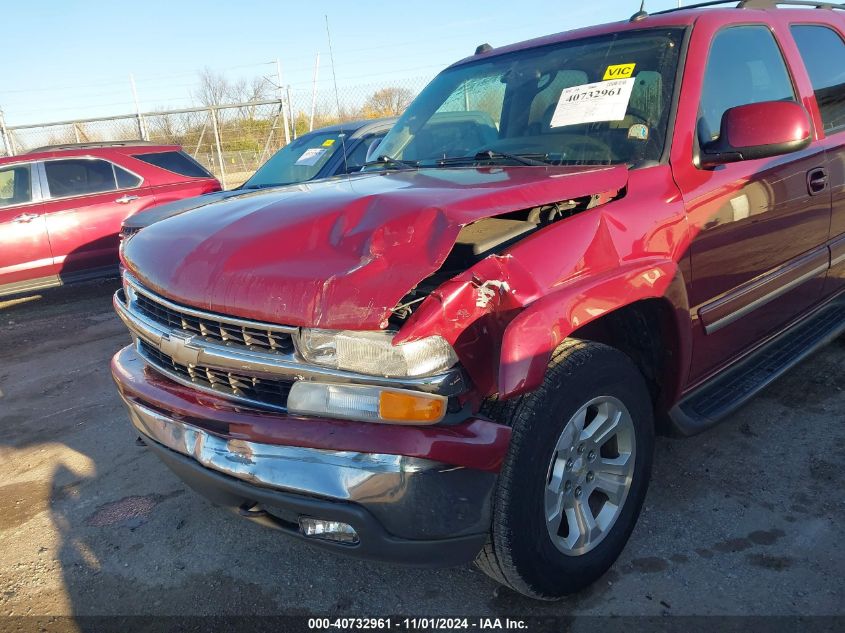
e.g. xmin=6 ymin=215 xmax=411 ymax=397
xmin=119 ymin=118 xmax=395 ymax=238
xmin=0 ymin=142 xmax=220 ymax=297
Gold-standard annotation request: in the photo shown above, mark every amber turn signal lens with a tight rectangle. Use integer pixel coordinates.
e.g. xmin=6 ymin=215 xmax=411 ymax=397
xmin=379 ymin=391 xmax=445 ymax=424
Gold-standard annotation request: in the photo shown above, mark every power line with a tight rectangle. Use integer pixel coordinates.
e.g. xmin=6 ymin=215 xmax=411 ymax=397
xmin=0 ymin=8 xmax=626 ymax=123
xmin=0 ymin=61 xmax=276 ymax=96
xmin=0 ymin=16 xmax=558 ymax=99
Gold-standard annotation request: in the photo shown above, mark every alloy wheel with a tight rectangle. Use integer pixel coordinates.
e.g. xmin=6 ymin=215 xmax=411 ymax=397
xmin=544 ymin=395 xmax=637 ymax=556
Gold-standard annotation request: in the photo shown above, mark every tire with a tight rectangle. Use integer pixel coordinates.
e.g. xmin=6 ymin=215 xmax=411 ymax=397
xmin=476 ymin=339 xmax=654 ymax=599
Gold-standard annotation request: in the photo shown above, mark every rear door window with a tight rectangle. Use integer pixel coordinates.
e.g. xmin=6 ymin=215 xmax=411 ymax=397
xmin=698 ymin=25 xmax=796 ymax=144
xmin=0 ymin=163 xmax=32 ymax=207
xmin=44 ymin=159 xmax=117 ymax=198
xmin=790 ymin=24 xmax=845 ymax=133
xmin=115 ymin=165 xmax=142 ymax=189
xmin=132 ymin=151 xmax=214 ymax=178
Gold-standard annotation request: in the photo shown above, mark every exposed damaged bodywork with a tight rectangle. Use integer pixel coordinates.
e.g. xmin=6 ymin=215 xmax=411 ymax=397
xmin=389 ymin=193 xmax=622 ymax=324
xmin=390 ymin=165 xmax=690 ymax=401
xmin=120 ymin=162 xmax=691 ymax=403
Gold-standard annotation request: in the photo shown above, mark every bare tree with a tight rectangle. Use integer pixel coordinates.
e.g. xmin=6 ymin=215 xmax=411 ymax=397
xmin=361 ymin=87 xmax=414 ymax=118
xmin=146 ymin=112 xmax=181 ymax=144
xmin=194 ymin=69 xmax=272 ymax=108
xmin=193 ymin=68 xmax=231 ymax=107
xmin=240 ymin=76 xmax=273 ymax=103
xmin=234 ymin=76 xmax=273 ymax=118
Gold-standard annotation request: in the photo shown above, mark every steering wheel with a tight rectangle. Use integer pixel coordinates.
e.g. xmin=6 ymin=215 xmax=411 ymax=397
xmin=625 ymin=106 xmax=651 ymax=126
xmin=555 ymin=133 xmax=614 ymax=164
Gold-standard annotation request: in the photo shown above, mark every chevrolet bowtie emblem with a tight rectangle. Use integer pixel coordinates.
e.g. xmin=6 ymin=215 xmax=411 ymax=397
xmin=159 ymin=332 xmax=201 ymax=366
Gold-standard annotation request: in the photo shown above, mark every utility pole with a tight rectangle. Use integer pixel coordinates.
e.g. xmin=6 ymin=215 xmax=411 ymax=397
xmin=309 ymin=52 xmax=320 ymax=132
xmin=277 ymin=59 xmax=291 ymax=145
xmin=0 ymin=108 xmax=14 ymax=156
xmin=287 ymin=85 xmax=296 ymax=139
xmin=129 ymin=74 xmax=148 ymax=141
xmin=210 ymin=107 xmax=227 ymax=189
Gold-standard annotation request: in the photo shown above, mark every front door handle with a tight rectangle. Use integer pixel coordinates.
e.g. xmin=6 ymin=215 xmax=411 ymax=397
xmin=115 ymin=195 xmax=140 ymax=204
xmin=12 ymin=213 xmax=39 ymax=223
xmin=807 ymin=168 xmax=829 ymax=196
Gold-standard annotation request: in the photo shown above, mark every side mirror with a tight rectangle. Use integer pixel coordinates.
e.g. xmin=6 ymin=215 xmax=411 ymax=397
xmin=700 ymin=101 xmax=811 ymax=167
xmin=364 ymin=139 xmax=382 ymax=164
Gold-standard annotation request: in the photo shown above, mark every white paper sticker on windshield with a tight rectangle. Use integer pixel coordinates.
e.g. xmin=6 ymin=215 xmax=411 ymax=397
xmin=550 ymin=78 xmax=636 ymax=128
xmin=295 ymin=147 xmax=328 ymax=166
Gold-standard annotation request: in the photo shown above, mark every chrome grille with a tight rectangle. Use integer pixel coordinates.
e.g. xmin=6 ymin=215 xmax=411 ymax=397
xmin=138 ymin=340 xmax=292 ymax=410
xmin=127 ymin=277 xmax=295 ymax=355
xmin=120 ymin=226 xmax=142 ymax=240
xmin=117 ymin=273 xmax=466 ymax=412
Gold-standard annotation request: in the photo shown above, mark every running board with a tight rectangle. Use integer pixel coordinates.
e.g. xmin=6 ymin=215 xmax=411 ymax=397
xmin=668 ymin=300 xmax=845 ymax=436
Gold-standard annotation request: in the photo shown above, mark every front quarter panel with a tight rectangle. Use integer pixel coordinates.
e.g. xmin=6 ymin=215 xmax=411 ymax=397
xmin=498 ymin=260 xmax=689 ymax=397
xmin=397 ymin=165 xmax=691 ymax=402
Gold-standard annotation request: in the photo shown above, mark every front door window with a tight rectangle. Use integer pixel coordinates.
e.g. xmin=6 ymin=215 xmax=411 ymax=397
xmin=0 ymin=163 xmax=32 ymax=208
xmin=44 ymin=159 xmax=118 ymax=198
xmin=698 ymin=25 xmax=796 ymax=146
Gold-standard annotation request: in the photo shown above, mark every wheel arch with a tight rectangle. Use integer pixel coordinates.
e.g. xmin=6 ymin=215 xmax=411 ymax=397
xmin=498 ymin=260 xmax=692 ymax=421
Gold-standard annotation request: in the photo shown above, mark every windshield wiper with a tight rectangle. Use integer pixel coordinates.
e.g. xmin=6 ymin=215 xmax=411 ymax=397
xmin=363 ymin=155 xmax=418 ymax=170
xmin=434 ymin=150 xmax=550 ymax=167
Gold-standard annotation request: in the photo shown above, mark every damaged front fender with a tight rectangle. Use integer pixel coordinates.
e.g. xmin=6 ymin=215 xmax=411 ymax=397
xmin=394 ymin=254 xmax=542 ymax=400
xmin=497 ymin=260 xmax=687 ymax=398
xmin=396 ymin=164 xmax=691 ymax=403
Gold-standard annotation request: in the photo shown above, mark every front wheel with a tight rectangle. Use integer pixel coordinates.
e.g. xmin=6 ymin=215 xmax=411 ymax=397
xmin=476 ymin=339 xmax=654 ymax=599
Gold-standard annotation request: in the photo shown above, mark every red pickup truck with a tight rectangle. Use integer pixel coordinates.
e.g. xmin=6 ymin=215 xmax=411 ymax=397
xmin=112 ymin=0 xmax=845 ymax=599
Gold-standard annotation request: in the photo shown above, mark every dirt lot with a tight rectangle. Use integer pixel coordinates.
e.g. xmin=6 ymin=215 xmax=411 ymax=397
xmin=0 ymin=278 xmax=843 ymax=620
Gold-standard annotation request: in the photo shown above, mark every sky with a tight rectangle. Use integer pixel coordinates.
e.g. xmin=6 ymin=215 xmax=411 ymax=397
xmin=0 ymin=0 xmax=683 ymax=127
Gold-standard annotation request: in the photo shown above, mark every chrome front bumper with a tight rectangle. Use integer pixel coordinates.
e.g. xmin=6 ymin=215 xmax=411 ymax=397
xmin=123 ymin=395 xmax=496 ymax=557
xmin=113 ymin=275 xmax=496 ymax=563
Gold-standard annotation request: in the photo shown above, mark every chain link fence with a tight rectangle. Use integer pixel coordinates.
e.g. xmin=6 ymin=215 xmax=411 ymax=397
xmin=0 ymin=77 xmax=429 ymax=187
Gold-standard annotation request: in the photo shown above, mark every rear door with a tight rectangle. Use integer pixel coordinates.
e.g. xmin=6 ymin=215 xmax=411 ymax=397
xmin=672 ymin=23 xmax=831 ymax=383
xmin=0 ymin=161 xmax=54 ymax=292
xmin=39 ymin=157 xmax=154 ymax=276
xmin=789 ymin=21 xmax=845 ymax=297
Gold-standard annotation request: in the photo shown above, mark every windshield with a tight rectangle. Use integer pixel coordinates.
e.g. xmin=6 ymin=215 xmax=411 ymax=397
xmin=375 ymin=28 xmax=684 ymax=167
xmin=243 ymin=132 xmax=345 ymax=188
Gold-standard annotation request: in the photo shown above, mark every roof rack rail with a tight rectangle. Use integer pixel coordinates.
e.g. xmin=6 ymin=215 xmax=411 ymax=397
xmin=638 ymin=0 xmax=845 ymax=19
xmin=739 ymin=0 xmax=845 ymax=7
xmin=26 ymin=140 xmax=155 ymax=154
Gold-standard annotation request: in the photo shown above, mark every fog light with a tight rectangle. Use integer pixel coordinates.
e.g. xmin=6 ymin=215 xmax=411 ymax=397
xmin=299 ymin=517 xmax=359 ymax=544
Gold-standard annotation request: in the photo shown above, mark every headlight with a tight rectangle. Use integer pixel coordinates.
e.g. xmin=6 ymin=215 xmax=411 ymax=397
xmin=298 ymin=329 xmax=458 ymax=377
xmin=119 ymin=226 xmax=141 ymax=243
xmin=121 ymin=273 xmax=136 ymax=303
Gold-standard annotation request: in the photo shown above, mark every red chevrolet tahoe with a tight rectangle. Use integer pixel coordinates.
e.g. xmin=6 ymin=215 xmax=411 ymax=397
xmin=112 ymin=0 xmax=845 ymax=599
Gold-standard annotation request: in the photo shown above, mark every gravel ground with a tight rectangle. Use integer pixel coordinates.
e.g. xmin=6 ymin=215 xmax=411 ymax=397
xmin=0 ymin=279 xmax=843 ymax=622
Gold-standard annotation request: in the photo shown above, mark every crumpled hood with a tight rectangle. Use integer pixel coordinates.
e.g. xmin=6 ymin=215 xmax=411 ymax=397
xmin=123 ymin=166 xmax=627 ymax=329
